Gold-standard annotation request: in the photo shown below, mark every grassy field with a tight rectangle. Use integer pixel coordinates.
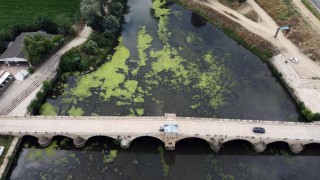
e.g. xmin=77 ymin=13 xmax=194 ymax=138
xmin=0 ymin=0 xmax=81 ymax=53
xmin=0 ymin=0 xmax=80 ymax=31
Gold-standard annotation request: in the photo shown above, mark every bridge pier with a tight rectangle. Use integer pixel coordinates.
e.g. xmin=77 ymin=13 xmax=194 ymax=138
xmin=208 ymin=139 xmax=222 ymax=152
xmin=289 ymin=143 xmax=304 ymax=153
xmin=120 ymin=139 xmax=131 ymax=149
xmin=253 ymin=141 xmax=266 ymax=153
xmin=73 ymin=136 xmax=86 ymax=148
xmin=38 ymin=136 xmax=52 ymax=147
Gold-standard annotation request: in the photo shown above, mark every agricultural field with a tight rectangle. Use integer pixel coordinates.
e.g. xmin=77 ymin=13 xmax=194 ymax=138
xmin=0 ymin=0 xmax=81 ymax=52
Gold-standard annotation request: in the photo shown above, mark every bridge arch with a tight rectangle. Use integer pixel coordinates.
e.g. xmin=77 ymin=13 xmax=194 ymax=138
xmin=223 ymin=139 xmax=266 ymax=152
xmin=129 ymin=136 xmax=165 ymax=149
xmin=176 ymin=137 xmax=211 ymax=150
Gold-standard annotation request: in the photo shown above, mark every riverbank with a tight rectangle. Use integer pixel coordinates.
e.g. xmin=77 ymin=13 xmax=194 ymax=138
xmin=0 ymin=137 xmax=20 ymax=179
xmin=174 ymin=0 xmax=320 ymax=119
xmin=174 ymin=0 xmax=274 ymax=61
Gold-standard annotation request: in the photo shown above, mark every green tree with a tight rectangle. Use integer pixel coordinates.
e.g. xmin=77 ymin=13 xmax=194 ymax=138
xmin=59 ymin=48 xmax=82 ymax=72
xmin=102 ymin=29 xmax=115 ymax=46
xmin=42 ymin=80 xmax=52 ymax=91
xmin=34 ymin=15 xmax=58 ymax=34
xmin=82 ymin=40 xmax=99 ymax=55
xmin=103 ymin=15 xmax=120 ymax=33
xmin=80 ymin=0 xmax=105 ymax=30
xmin=110 ymin=2 xmax=124 ymax=18
xmin=24 ymin=34 xmax=54 ymax=66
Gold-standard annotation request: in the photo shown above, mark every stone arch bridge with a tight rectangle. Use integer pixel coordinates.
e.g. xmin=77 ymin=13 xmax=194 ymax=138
xmin=1 ymin=114 xmax=320 ymax=153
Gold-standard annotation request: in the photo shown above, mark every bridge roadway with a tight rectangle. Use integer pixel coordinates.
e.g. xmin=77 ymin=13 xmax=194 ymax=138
xmin=0 ymin=114 xmax=320 ymax=153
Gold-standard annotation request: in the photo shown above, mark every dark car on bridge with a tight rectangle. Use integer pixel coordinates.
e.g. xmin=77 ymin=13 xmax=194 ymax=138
xmin=252 ymin=127 xmax=265 ymax=134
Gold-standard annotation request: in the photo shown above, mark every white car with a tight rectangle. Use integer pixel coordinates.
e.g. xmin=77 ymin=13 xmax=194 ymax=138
xmin=290 ymin=57 xmax=299 ymax=63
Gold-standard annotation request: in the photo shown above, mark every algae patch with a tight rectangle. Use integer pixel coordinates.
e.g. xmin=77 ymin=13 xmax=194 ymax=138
xmin=151 ymin=0 xmax=171 ymax=43
xmin=40 ymin=102 xmax=57 ymax=116
xmin=136 ymin=26 xmax=153 ymax=68
xmin=68 ymin=106 xmax=84 ymax=116
xmin=158 ymin=146 xmax=170 ymax=177
xmin=103 ymin=149 xmax=118 ymax=164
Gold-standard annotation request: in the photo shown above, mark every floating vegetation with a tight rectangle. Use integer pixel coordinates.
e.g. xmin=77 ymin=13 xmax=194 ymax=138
xmin=103 ymin=150 xmax=118 ymax=164
xmin=26 ymin=147 xmax=43 ymax=161
xmin=136 ymin=26 xmax=153 ymax=68
xmin=151 ymin=0 xmax=171 ymax=43
xmin=40 ymin=102 xmax=57 ymax=116
xmin=146 ymin=45 xmax=190 ymax=88
xmin=158 ymin=146 xmax=170 ymax=177
xmin=44 ymin=140 xmax=59 ymax=157
xmin=135 ymin=108 xmax=144 ymax=116
xmin=68 ymin=106 xmax=84 ymax=116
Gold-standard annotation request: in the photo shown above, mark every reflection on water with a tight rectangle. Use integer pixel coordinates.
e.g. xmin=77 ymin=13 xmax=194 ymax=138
xmin=9 ymin=137 xmax=320 ymax=179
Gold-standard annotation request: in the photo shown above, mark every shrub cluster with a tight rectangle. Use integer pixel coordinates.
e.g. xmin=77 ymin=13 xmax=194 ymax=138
xmin=299 ymin=102 xmax=320 ymax=122
xmin=24 ymin=34 xmax=64 ymax=66
xmin=28 ymin=80 xmax=53 ymax=114
xmin=59 ymin=0 xmax=127 ymax=73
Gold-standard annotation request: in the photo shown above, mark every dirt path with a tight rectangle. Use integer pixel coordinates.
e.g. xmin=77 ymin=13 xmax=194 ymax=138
xmin=292 ymin=0 xmax=320 ymax=34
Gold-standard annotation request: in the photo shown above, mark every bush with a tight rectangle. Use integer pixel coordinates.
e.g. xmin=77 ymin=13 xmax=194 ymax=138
xmin=42 ymin=80 xmax=52 ymax=92
xmin=82 ymin=40 xmax=99 ymax=55
xmin=28 ymin=67 xmax=35 ymax=74
xmin=110 ymin=2 xmax=124 ymax=18
xmin=59 ymin=48 xmax=82 ymax=72
xmin=24 ymin=34 xmax=54 ymax=66
xmin=103 ymin=15 xmax=120 ymax=34
xmin=34 ymin=15 xmax=58 ymax=34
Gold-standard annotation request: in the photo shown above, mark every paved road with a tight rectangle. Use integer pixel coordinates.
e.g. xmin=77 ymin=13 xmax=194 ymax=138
xmin=0 ymin=116 xmax=320 ymax=142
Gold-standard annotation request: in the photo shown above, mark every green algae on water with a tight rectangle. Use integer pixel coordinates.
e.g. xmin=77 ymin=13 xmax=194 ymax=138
xmin=71 ymin=37 xmax=130 ymax=101
xmin=158 ymin=146 xmax=170 ymax=177
xmin=40 ymin=102 xmax=57 ymax=116
xmin=44 ymin=140 xmax=59 ymax=157
xmin=68 ymin=106 xmax=84 ymax=116
xmin=186 ymin=32 xmax=203 ymax=44
xmin=103 ymin=150 xmax=118 ymax=164
xmin=137 ymin=26 xmax=153 ymax=68
xmin=26 ymin=147 xmax=43 ymax=161
xmin=151 ymin=0 xmax=171 ymax=43
xmin=135 ymin=108 xmax=144 ymax=116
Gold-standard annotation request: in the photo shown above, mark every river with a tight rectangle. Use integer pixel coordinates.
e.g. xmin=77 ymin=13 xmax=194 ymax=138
xmin=8 ymin=0 xmax=320 ymax=179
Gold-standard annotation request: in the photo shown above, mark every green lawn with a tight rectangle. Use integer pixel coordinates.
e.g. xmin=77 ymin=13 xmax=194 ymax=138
xmin=0 ymin=0 xmax=81 ymax=35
